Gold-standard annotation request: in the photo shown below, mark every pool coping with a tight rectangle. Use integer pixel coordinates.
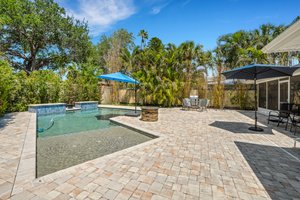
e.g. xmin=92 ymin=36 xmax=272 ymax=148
xmin=109 ymin=118 xmax=161 ymax=139
xmin=28 ymin=103 xmax=66 ymax=107
xmin=75 ymin=101 xmax=99 ymax=104
xmin=11 ymin=106 xmax=164 ymax=196
xmin=98 ymin=104 xmax=142 ymax=111
xmin=12 ymin=112 xmax=36 ymax=195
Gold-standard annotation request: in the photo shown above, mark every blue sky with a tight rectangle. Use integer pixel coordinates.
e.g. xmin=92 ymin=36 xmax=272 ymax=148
xmin=56 ymin=0 xmax=300 ymax=50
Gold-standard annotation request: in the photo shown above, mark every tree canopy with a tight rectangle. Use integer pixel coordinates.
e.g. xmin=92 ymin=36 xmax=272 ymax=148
xmin=0 ymin=0 xmax=92 ymax=74
xmin=216 ymin=24 xmax=287 ymax=69
xmin=0 ymin=0 xmax=299 ymax=115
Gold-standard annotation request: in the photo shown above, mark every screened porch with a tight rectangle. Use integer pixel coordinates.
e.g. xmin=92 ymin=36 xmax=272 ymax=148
xmin=258 ymin=74 xmax=300 ymax=111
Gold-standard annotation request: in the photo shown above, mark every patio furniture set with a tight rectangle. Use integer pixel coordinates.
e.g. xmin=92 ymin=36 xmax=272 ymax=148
xmin=182 ymin=96 xmax=210 ymax=111
xmin=267 ymin=102 xmax=300 ymax=147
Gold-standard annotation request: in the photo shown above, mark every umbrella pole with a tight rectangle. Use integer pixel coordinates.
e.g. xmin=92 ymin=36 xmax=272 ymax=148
xmin=135 ymin=83 xmax=137 ymax=113
xmin=249 ymin=75 xmax=263 ymax=132
xmin=254 ymin=77 xmax=257 ymax=128
xmin=124 ymin=82 xmax=139 ymax=117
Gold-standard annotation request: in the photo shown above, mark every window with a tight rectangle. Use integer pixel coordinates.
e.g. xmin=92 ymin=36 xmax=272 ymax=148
xmin=267 ymin=80 xmax=278 ymax=110
xmin=279 ymin=82 xmax=288 ymax=103
xmin=290 ymin=75 xmax=300 ymax=104
xmin=258 ymin=83 xmax=266 ymax=108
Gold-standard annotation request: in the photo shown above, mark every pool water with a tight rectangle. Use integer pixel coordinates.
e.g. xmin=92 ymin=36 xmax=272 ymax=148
xmin=36 ymin=108 xmax=154 ymax=177
xmin=37 ymin=108 xmax=130 ymax=137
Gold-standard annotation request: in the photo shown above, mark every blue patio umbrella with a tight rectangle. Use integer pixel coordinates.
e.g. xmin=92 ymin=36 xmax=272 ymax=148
xmin=98 ymin=72 xmax=140 ymax=116
xmin=222 ymin=64 xmax=300 ymax=131
xmin=99 ymin=72 xmax=139 ymax=84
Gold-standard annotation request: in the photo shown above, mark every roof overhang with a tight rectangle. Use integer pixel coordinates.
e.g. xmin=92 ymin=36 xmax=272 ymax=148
xmin=262 ymin=19 xmax=300 ymax=53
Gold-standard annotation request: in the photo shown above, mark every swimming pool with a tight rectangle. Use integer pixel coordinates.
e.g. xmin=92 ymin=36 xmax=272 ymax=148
xmin=36 ymin=108 xmax=154 ymax=177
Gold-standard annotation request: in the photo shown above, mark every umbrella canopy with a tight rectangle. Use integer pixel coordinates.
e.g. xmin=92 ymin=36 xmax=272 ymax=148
xmin=222 ymin=63 xmax=300 ymax=132
xmin=98 ymin=72 xmax=140 ymax=116
xmin=98 ymin=72 xmax=139 ymax=84
xmin=222 ymin=64 xmax=300 ymax=80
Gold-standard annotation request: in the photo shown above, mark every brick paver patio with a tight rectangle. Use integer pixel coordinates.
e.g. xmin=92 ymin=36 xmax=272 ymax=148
xmin=0 ymin=108 xmax=299 ymax=200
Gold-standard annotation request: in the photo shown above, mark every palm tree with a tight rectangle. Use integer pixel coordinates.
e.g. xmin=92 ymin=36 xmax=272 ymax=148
xmin=196 ymin=50 xmax=213 ymax=98
xmin=211 ymin=47 xmax=226 ymax=108
xmin=121 ymin=48 xmax=133 ymax=72
xmin=178 ymin=41 xmax=199 ymax=97
xmin=138 ymin=29 xmax=148 ymax=50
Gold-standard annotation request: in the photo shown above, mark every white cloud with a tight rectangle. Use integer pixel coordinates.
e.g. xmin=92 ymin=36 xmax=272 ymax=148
xmin=63 ymin=0 xmax=136 ymax=36
xmin=150 ymin=2 xmax=169 ymax=14
xmin=151 ymin=6 xmax=161 ymax=14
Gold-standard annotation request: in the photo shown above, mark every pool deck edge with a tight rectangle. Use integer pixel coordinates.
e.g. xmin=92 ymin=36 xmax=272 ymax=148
xmin=98 ymin=104 xmax=142 ymax=111
xmin=109 ymin=117 xmax=161 ymax=139
xmin=11 ymin=112 xmax=37 ymax=195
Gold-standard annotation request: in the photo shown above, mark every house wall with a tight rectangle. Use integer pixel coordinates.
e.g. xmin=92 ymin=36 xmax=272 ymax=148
xmin=257 ymin=73 xmax=300 ymax=111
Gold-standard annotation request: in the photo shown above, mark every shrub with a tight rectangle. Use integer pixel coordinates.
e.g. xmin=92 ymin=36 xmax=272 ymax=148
xmin=0 ymin=61 xmax=14 ymax=115
xmin=27 ymin=70 xmax=61 ymax=104
xmin=230 ymin=83 xmax=254 ymax=110
xmin=60 ymin=64 xmax=102 ymax=104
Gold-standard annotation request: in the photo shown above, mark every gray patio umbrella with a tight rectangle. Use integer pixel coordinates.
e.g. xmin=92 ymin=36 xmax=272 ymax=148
xmin=222 ymin=64 xmax=300 ymax=132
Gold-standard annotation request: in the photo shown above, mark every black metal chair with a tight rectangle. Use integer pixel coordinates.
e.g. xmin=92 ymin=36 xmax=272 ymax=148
xmin=268 ymin=103 xmax=294 ymax=130
xmin=289 ymin=104 xmax=300 ymax=134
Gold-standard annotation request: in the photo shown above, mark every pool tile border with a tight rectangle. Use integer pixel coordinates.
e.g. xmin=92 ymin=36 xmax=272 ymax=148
xmin=28 ymin=104 xmax=66 ymax=116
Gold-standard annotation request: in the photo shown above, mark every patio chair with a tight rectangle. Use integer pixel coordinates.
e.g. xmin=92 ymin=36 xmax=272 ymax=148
xmin=288 ymin=104 xmax=300 ymax=133
xmin=182 ymin=98 xmax=192 ymax=110
xmin=290 ymin=116 xmax=300 ymax=134
xmin=203 ymin=99 xmax=210 ymax=111
xmin=268 ymin=103 xmax=293 ymax=130
xmin=199 ymin=99 xmax=207 ymax=111
xmin=198 ymin=99 xmax=204 ymax=110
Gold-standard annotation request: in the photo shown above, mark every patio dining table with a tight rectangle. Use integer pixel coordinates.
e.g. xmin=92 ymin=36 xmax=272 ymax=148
xmin=268 ymin=103 xmax=300 ymax=131
xmin=189 ymin=97 xmax=199 ymax=108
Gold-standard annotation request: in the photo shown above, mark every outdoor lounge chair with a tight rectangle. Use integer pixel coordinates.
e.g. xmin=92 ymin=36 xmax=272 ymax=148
xmin=268 ymin=103 xmax=293 ymax=130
